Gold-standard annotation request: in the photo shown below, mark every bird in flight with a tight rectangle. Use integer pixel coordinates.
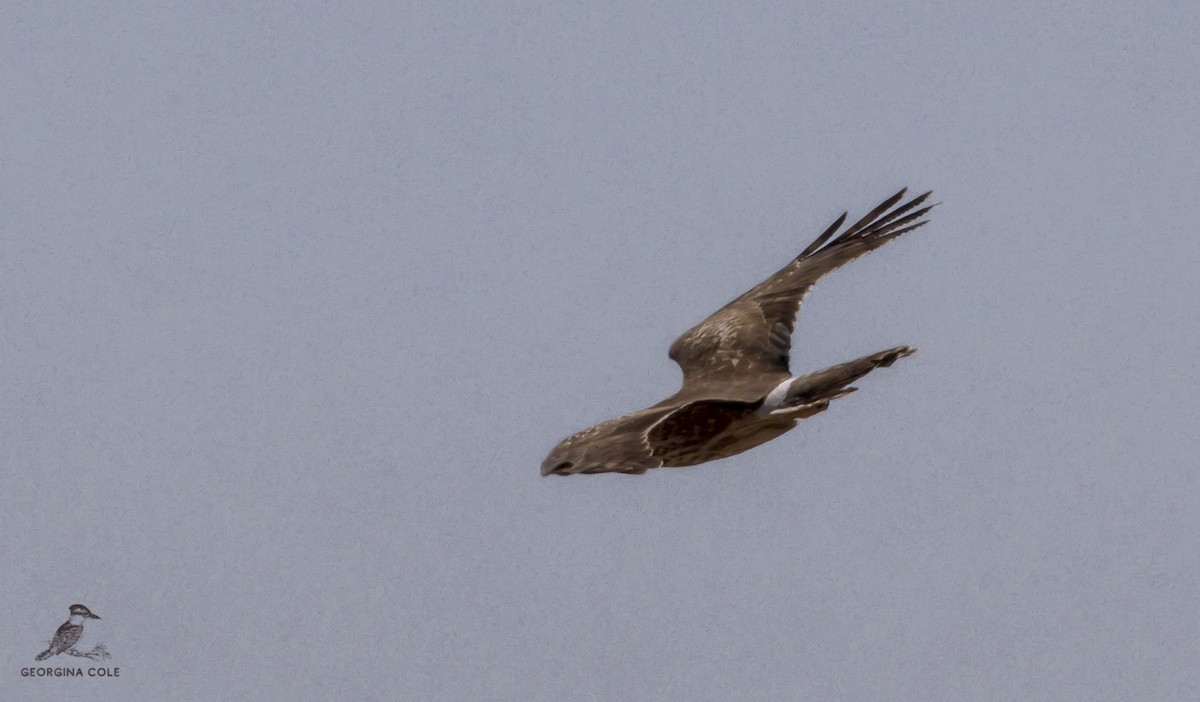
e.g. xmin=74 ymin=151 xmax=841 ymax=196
xmin=541 ymin=188 xmax=935 ymax=476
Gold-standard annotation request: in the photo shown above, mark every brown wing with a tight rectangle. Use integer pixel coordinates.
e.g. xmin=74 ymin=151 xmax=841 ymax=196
xmin=666 ymin=188 xmax=935 ymax=402
xmin=645 ymin=399 xmax=758 ymax=467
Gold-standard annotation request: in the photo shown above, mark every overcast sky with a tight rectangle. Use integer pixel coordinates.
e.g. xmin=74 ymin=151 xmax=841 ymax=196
xmin=3 ymin=2 xmax=1199 ymax=700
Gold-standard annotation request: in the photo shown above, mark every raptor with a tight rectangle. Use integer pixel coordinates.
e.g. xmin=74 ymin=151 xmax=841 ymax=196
xmin=541 ymin=188 xmax=935 ymax=476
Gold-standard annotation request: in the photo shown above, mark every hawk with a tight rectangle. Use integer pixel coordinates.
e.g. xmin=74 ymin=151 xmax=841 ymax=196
xmin=541 ymin=188 xmax=935 ymax=476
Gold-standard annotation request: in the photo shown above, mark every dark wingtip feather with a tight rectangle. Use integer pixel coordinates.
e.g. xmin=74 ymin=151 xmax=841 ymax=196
xmin=859 ymin=190 xmax=930 ymax=234
xmin=799 ymin=211 xmax=847 ymax=258
xmin=868 ymin=204 xmax=935 ymax=240
xmin=839 ymin=187 xmax=909 ymax=241
xmin=877 ymin=219 xmax=929 ymax=243
xmin=795 ymin=187 xmax=935 ymax=262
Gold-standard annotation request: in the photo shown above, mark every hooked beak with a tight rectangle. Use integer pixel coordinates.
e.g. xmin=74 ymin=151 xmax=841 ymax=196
xmin=541 ymin=460 xmax=573 ymax=476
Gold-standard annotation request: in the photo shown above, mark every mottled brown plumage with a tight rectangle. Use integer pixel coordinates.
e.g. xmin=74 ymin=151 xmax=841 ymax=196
xmin=541 ymin=189 xmax=934 ymax=476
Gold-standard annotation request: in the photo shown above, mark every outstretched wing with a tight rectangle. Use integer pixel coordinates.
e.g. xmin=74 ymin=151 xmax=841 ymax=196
xmin=666 ymin=188 xmax=934 ymax=402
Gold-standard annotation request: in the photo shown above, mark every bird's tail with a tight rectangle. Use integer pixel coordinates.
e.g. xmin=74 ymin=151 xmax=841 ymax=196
xmin=763 ymin=346 xmax=915 ymax=418
xmin=35 ymin=648 xmax=54 ymax=661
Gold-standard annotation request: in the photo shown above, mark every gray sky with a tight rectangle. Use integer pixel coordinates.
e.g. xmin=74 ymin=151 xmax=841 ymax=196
xmin=3 ymin=2 xmax=1199 ymax=700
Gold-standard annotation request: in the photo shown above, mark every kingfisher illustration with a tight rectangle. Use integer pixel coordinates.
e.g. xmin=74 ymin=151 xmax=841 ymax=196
xmin=35 ymin=604 xmax=101 ymax=660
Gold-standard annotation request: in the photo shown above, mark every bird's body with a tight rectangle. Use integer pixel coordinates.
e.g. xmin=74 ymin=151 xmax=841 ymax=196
xmin=541 ymin=188 xmax=934 ymax=476
xmin=35 ymin=604 xmax=100 ymax=660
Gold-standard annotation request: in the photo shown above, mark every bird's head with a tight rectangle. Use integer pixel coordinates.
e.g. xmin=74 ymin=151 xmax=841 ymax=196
xmin=540 ymin=440 xmax=582 ymax=476
xmin=68 ymin=604 xmax=100 ymax=620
